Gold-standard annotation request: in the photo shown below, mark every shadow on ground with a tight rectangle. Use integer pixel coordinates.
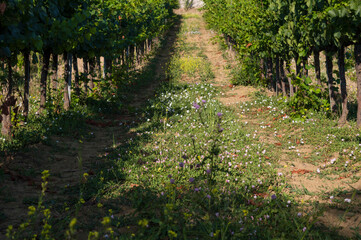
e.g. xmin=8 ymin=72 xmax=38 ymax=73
xmin=0 ymin=13 xmax=182 ymax=239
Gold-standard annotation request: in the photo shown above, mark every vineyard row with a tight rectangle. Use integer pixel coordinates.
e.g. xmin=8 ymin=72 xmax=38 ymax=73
xmin=203 ymin=0 xmax=361 ymax=125
xmin=0 ymin=0 xmax=179 ymax=140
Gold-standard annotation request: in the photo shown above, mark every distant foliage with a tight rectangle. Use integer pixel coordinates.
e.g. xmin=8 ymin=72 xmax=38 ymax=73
xmin=203 ymin=0 xmax=361 ymax=123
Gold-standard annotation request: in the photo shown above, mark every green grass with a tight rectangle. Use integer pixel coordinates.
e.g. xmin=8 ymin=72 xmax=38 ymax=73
xmin=167 ymin=26 xmax=215 ymax=83
xmin=182 ymin=13 xmax=202 ymax=19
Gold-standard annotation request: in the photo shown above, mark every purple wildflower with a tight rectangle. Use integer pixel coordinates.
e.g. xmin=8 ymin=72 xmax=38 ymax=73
xmin=179 ymin=162 xmax=184 ymax=168
xmin=202 ymin=100 xmax=206 ymax=104
xmin=217 ymin=112 xmax=223 ymax=117
xmin=217 ymin=123 xmax=224 ymax=132
xmin=170 ymin=179 xmax=175 ymax=184
xmin=167 ymin=174 xmax=172 ymax=178
xmin=271 ymin=194 xmax=277 ymax=200
xmin=206 ymin=169 xmax=211 ymax=174
xmin=206 ymin=194 xmax=211 ymax=199
xmin=189 ymin=177 xmax=195 ymax=183
xmin=192 ymin=102 xmax=200 ymax=109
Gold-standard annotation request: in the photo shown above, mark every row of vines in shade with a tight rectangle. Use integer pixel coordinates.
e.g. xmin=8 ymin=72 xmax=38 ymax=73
xmin=0 ymin=0 xmax=178 ymax=139
xmin=203 ymin=0 xmax=361 ymax=125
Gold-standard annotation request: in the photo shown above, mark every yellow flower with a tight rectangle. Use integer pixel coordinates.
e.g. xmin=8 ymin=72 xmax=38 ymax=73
xmin=168 ymin=230 xmax=177 ymax=238
xmin=202 ymin=214 xmax=209 ymax=221
xmin=243 ymin=210 xmax=248 ymax=216
xmin=102 ymin=217 xmax=111 ymax=226
xmin=88 ymin=231 xmax=99 ymax=239
xmin=43 ymin=209 xmax=51 ymax=218
xmin=138 ymin=219 xmax=149 ymax=228
xmin=28 ymin=206 xmax=36 ymax=216
xmin=69 ymin=218 xmax=77 ymax=229
xmin=83 ymin=172 xmax=89 ymax=181
xmin=183 ymin=213 xmax=192 ymax=220
xmin=166 ymin=203 xmax=174 ymax=210
xmin=41 ymin=170 xmax=50 ymax=181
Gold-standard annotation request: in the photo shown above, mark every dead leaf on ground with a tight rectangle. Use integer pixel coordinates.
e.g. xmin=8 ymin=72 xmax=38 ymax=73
xmin=291 ymin=169 xmax=312 ymax=175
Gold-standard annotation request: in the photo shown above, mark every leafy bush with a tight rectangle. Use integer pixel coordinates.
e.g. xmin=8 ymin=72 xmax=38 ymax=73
xmin=230 ymin=57 xmax=263 ymax=86
xmin=287 ymin=76 xmax=330 ymax=119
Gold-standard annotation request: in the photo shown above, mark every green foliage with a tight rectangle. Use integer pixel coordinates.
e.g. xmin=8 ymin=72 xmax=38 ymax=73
xmin=0 ymin=108 xmax=88 ymax=153
xmin=287 ymin=76 xmax=330 ymax=119
xmin=0 ymin=0 xmax=178 ymax=65
xmin=0 ymin=0 xmax=178 ymax=144
xmin=230 ymin=57 xmax=263 ymax=86
xmin=203 ymin=0 xmax=361 ymax=120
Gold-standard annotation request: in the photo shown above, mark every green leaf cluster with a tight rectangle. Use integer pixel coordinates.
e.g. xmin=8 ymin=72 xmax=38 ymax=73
xmin=0 ymin=0 xmax=179 ymax=60
xmin=203 ymin=0 xmax=361 ymax=62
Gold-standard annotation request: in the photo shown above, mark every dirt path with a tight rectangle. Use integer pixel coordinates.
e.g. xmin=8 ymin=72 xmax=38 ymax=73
xmin=179 ymin=9 xmax=361 ymax=238
xmin=0 ymin=19 xmax=180 ymax=238
xmin=0 ymin=122 xmax=121 ymax=237
xmin=178 ymin=8 xmax=261 ymax=105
